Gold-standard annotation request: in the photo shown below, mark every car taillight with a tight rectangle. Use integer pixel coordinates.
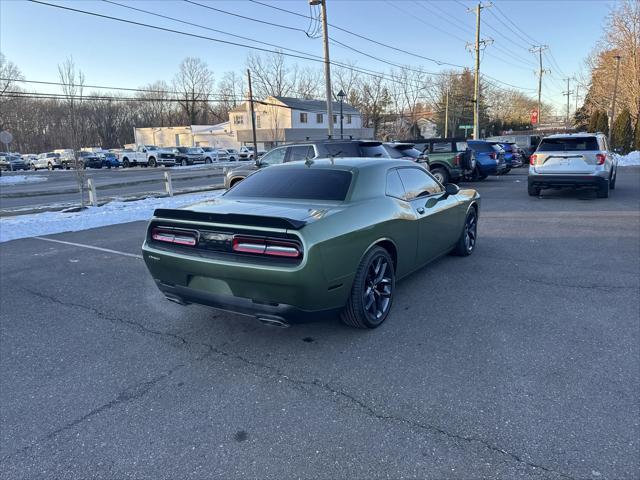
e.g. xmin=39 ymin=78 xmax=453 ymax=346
xmin=489 ymin=152 xmax=496 ymax=160
xmin=529 ymin=154 xmax=537 ymax=165
xmin=151 ymin=227 xmax=197 ymax=246
xmin=454 ymin=153 xmax=461 ymax=166
xmin=232 ymin=236 xmax=301 ymax=258
xmin=595 ymin=153 xmax=606 ymax=165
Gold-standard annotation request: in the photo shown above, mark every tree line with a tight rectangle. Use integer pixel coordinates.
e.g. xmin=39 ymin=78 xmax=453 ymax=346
xmin=2 ymin=50 xmax=550 ymax=154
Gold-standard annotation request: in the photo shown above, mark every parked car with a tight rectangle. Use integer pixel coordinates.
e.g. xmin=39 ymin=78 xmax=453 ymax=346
xmin=489 ymin=142 xmax=523 ymax=172
xmin=101 ymin=152 xmax=121 ymax=168
xmin=467 ymin=140 xmax=507 ymax=179
xmin=528 ymin=133 xmax=618 ymax=198
xmin=32 ymin=152 xmax=62 ymax=170
xmin=225 ymin=149 xmax=241 ymax=161
xmin=0 ymin=154 xmax=29 ymax=171
xmin=76 ymin=151 xmax=103 ymax=169
xmin=224 ymin=139 xmax=388 ymax=189
xmin=405 ymin=138 xmax=476 ymax=184
xmin=118 ymin=145 xmax=174 ymax=167
xmin=487 ymin=134 xmax=541 ymax=163
xmin=200 ymin=147 xmax=228 ymax=163
xmin=239 ymin=146 xmax=266 ymax=160
xmin=143 ymin=158 xmax=480 ymax=328
xmin=382 ymin=143 xmax=429 ymax=166
xmin=167 ymin=147 xmax=205 ymax=166
xmin=20 ymin=154 xmax=38 ymax=167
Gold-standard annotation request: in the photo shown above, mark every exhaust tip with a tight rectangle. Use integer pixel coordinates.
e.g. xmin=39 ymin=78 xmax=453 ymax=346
xmin=256 ymin=316 xmax=289 ymax=328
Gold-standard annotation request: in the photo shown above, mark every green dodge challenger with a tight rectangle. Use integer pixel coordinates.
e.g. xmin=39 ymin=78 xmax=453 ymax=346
xmin=142 ymin=158 xmax=480 ymax=328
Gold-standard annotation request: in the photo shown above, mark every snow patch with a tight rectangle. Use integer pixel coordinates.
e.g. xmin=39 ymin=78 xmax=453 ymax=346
xmin=0 ymin=190 xmax=223 ymax=243
xmin=0 ymin=175 xmax=47 ymax=186
xmin=614 ymin=151 xmax=640 ymax=166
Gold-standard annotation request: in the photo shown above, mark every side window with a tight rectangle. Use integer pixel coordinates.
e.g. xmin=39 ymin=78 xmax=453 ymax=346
xmin=431 ymin=142 xmax=452 ymax=153
xmin=299 ymin=112 xmax=308 ymax=124
xmin=386 ymin=169 xmax=405 ymax=199
xmin=397 ymin=168 xmax=443 ymax=200
xmin=289 ymin=145 xmax=314 ymax=162
xmin=260 ymin=147 xmax=287 ymax=166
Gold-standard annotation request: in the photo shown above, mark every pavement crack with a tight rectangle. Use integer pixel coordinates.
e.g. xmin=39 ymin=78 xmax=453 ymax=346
xmin=23 ymin=289 xmax=214 ymax=354
xmin=525 ymin=277 xmax=638 ymax=291
xmin=204 ymin=347 xmax=576 ymax=480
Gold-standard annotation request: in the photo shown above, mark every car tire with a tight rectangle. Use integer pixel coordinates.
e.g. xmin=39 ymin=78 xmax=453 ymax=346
xmin=452 ymin=207 xmax=478 ymax=256
xmin=205 ymin=157 xmax=212 ymax=164
xmin=229 ymin=156 xmax=236 ymax=162
xmin=341 ymin=246 xmax=395 ymax=329
xmin=122 ymin=159 xmax=130 ymax=168
xmin=528 ymin=185 xmax=540 ymax=196
xmin=472 ymin=166 xmax=487 ymax=181
xmin=597 ymin=181 xmax=609 ymax=198
xmin=181 ymin=159 xmax=188 ymax=167
xmin=609 ymin=169 xmax=617 ymax=190
xmin=30 ymin=164 xmax=36 ymax=171
xmin=47 ymin=163 xmax=53 ymax=171
xmin=148 ymin=157 xmax=157 ymax=168
xmin=430 ymin=167 xmax=449 ymax=185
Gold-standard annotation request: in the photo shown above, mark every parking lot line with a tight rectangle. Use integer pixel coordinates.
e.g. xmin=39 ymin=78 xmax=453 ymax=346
xmin=34 ymin=236 xmax=143 ymax=259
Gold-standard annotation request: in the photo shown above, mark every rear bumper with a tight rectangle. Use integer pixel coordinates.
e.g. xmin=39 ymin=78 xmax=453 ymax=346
xmin=528 ymin=174 xmax=607 ymax=189
xmin=155 ymin=280 xmax=339 ymax=323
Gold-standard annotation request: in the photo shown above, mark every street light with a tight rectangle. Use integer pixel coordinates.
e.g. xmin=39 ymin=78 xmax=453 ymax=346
xmin=337 ymin=89 xmax=346 ymax=139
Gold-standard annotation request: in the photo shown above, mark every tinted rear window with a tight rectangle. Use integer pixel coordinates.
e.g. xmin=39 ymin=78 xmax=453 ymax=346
xmin=468 ymin=142 xmax=493 ymax=152
xmin=225 ymin=168 xmax=352 ymax=201
xmin=323 ymin=143 xmax=385 ymax=158
xmin=538 ymin=137 xmax=599 ymax=151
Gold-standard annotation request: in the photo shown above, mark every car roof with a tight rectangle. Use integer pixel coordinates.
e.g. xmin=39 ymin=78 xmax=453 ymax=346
xmin=282 ymin=139 xmax=382 ymax=146
xmin=267 ymin=157 xmax=411 ymax=171
xmin=545 ymin=133 xmax=599 ymax=139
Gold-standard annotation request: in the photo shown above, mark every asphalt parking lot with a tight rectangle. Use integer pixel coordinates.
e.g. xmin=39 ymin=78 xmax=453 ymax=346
xmin=1 ymin=168 xmax=638 ymax=479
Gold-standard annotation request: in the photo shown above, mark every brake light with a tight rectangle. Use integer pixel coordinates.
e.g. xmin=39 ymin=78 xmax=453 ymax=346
xmin=595 ymin=153 xmax=606 ymax=165
xmin=489 ymin=152 xmax=496 ymax=160
xmin=454 ymin=153 xmax=461 ymax=166
xmin=232 ymin=236 xmax=301 ymax=258
xmin=530 ymin=154 xmax=537 ymax=165
xmin=151 ymin=227 xmax=197 ymax=246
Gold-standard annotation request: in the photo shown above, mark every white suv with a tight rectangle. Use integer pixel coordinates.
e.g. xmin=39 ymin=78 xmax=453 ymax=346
xmin=528 ymin=133 xmax=618 ymax=198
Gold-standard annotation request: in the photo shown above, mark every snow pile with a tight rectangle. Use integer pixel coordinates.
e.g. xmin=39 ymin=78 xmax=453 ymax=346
xmin=0 ymin=190 xmax=223 ymax=243
xmin=615 ymin=151 xmax=640 ymax=166
xmin=0 ymin=175 xmax=47 ymax=186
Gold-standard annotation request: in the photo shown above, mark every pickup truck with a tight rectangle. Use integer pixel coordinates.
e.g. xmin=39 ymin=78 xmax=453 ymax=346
xmin=238 ymin=146 xmax=266 ymax=160
xmin=118 ymin=145 xmax=176 ymax=168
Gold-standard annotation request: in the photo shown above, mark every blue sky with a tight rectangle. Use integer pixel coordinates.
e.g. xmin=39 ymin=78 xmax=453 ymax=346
xmin=1 ymin=0 xmax=614 ymax=112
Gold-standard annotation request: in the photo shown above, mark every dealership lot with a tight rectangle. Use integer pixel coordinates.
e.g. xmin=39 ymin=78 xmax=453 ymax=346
xmin=1 ymin=168 xmax=638 ymax=479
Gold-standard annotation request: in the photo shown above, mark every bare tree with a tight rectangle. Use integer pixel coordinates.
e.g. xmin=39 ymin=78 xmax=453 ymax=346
xmin=0 ymin=53 xmax=24 ymax=131
xmin=293 ymin=66 xmax=323 ymax=99
xmin=211 ymin=71 xmax=246 ymax=123
xmin=246 ymin=51 xmax=295 ymax=99
xmin=173 ymin=57 xmax=214 ymax=125
xmin=58 ymin=56 xmax=86 ymax=207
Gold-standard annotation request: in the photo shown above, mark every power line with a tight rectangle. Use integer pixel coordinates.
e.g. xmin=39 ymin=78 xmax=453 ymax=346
xmin=492 ymin=3 xmax=540 ymax=46
xmin=248 ymin=0 xmax=468 ymax=68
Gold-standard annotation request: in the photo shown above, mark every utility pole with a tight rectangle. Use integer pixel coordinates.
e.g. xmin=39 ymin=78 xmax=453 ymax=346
xmin=562 ymin=78 xmax=574 ymax=129
xmin=529 ymin=45 xmax=549 ymax=128
xmin=467 ymin=2 xmax=493 ymax=140
xmin=311 ymin=0 xmax=334 ymax=138
xmin=247 ymin=69 xmax=258 ymax=160
xmin=575 ymin=83 xmax=580 ymax=113
xmin=609 ymin=54 xmax=622 ymax=143
xmin=444 ymin=88 xmax=449 ymax=138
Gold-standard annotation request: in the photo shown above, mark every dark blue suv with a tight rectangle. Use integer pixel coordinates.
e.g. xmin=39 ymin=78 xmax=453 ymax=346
xmin=467 ymin=140 xmax=508 ymax=179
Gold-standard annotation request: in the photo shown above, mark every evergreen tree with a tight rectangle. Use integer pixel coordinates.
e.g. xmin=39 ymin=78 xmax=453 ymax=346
xmin=611 ymin=108 xmax=633 ymax=153
xmin=634 ymin=117 xmax=640 ymax=151
xmin=596 ymin=111 xmax=609 ymax=135
xmin=588 ymin=110 xmax=601 ymax=133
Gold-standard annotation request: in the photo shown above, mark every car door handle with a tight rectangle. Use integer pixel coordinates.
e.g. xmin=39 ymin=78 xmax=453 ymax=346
xmin=417 ymin=207 xmax=425 ymax=214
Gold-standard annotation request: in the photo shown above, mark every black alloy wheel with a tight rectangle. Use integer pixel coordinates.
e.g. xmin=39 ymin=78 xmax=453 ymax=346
xmin=341 ymin=246 xmax=395 ymax=329
xmin=453 ymin=208 xmax=478 ymax=256
xmin=181 ymin=159 xmax=188 ymax=167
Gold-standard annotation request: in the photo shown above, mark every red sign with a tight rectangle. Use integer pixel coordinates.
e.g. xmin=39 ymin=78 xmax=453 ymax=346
xmin=530 ymin=108 xmax=539 ymax=124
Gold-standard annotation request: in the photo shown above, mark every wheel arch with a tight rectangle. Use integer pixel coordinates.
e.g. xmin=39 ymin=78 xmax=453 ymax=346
xmin=363 ymin=237 xmax=398 ymax=272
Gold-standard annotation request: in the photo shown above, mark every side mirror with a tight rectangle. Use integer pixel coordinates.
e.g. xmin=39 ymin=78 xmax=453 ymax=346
xmin=255 ymin=158 xmax=261 ymax=167
xmin=425 ymin=197 xmax=439 ymax=209
xmin=444 ymin=183 xmax=460 ymax=196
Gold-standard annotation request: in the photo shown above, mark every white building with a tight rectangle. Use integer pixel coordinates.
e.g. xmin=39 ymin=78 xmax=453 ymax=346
xmin=133 ymin=96 xmax=373 ymax=151
xmin=228 ymin=96 xmax=373 ymax=149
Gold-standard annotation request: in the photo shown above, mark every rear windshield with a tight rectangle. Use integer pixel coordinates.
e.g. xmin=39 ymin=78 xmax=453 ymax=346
xmin=468 ymin=142 xmax=493 ymax=152
xmin=225 ymin=168 xmax=352 ymax=201
xmin=324 ymin=143 xmax=385 ymax=158
xmin=396 ymin=147 xmax=422 ymax=158
xmin=537 ymin=137 xmax=599 ymax=151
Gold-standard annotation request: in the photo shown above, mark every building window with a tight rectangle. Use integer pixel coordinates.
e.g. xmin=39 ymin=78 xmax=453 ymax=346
xmin=316 ymin=113 xmax=323 ymax=123
xmin=346 ymin=114 xmax=352 ymax=124
xmin=175 ymin=134 xmax=180 ymax=146
xmin=256 ymin=114 xmax=261 ymax=128
xmin=333 ymin=115 xmax=337 ymax=124
xmin=300 ymin=112 xmax=308 ymax=124
xmin=233 ymin=115 xmax=244 ymax=125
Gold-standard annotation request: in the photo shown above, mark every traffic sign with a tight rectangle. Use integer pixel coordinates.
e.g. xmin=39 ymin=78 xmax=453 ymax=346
xmin=0 ymin=130 xmax=12 ymax=146
xmin=530 ymin=109 xmax=539 ymax=124
xmin=459 ymin=125 xmax=473 ymax=129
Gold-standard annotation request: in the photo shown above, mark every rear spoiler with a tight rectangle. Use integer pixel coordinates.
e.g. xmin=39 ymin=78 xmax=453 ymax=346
xmin=152 ymin=209 xmax=307 ymax=230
